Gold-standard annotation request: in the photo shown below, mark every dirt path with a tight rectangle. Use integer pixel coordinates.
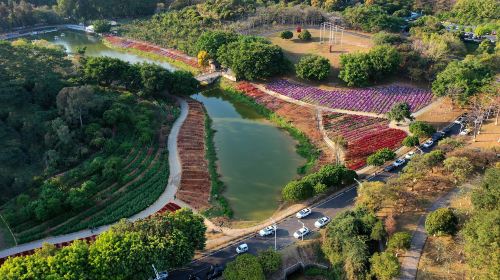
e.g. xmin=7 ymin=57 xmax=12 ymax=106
xmin=398 ymin=187 xmax=461 ymax=280
xmin=0 ymin=98 xmax=189 ymax=259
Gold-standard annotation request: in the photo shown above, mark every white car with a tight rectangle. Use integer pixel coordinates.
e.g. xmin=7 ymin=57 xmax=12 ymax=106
xmin=422 ymin=140 xmax=434 ymax=148
xmin=454 ymin=116 xmax=465 ymax=124
xmin=459 ymin=128 xmax=470 ymax=136
xmin=259 ymin=225 xmax=277 ymax=237
xmin=293 ymin=227 xmax=310 ymax=239
xmin=296 ymin=208 xmax=312 ymax=219
xmin=314 ymin=217 xmax=331 ymax=228
xmin=236 ymin=243 xmax=248 ymax=254
xmin=392 ymin=158 xmax=406 ymax=167
xmin=405 ymin=151 xmax=416 ymax=160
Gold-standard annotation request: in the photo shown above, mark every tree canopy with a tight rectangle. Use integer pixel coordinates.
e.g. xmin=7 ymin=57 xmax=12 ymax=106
xmin=295 ymin=55 xmax=331 ymax=81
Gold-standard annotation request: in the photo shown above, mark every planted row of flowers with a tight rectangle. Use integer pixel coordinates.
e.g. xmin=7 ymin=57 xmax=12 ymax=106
xmin=104 ymin=35 xmax=199 ymax=68
xmin=266 ymin=79 xmax=433 ymax=114
xmin=323 ymin=112 xmax=407 ymax=169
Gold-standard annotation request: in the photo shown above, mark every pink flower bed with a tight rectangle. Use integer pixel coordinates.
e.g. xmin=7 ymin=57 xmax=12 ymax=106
xmin=266 ymin=79 xmax=433 ymax=114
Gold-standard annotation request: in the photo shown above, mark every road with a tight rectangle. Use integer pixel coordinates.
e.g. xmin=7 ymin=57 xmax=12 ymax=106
xmin=169 ymin=122 xmax=462 ymax=280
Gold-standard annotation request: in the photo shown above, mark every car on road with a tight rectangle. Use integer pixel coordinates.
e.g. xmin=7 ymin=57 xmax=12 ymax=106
xmin=405 ymin=151 xmax=416 ymax=160
xmin=314 ymin=217 xmax=331 ymax=228
xmin=296 ymin=208 xmax=312 ymax=218
xmin=454 ymin=116 xmax=466 ymax=124
xmin=206 ymin=264 xmax=224 ymax=280
xmin=392 ymin=158 xmax=406 ymax=167
xmin=383 ymin=164 xmax=396 ymax=172
xmin=259 ymin=225 xmax=277 ymax=237
xmin=422 ymin=140 xmax=434 ymax=148
xmin=236 ymin=243 xmax=248 ymax=254
xmin=293 ymin=227 xmax=310 ymax=239
xmin=432 ymin=131 xmax=446 ymax=141
xmin=459 ymin=128 xmax=470 ymax=136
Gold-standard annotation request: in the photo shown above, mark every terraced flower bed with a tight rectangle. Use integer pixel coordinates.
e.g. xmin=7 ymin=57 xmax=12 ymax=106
xmin=176 ymin=99 xmax=211 ymax=210
xmin=322 ymin=113 xmax=407 ymax=169
xmin=266 ymin=79 xmax=433 ymax=114
xmin=104 ymin=35 xmax=199 ymax=68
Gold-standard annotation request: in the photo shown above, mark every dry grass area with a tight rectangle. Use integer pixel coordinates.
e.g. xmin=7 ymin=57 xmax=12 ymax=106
xmin=470 ymin=118 xmax=500 ymax=149
xmin=415 ymin=98 xmax=464 ymax=130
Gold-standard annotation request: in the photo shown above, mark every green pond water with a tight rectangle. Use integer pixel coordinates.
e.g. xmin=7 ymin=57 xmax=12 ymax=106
xmin=29 ymin=30 xmax=305 ymax=221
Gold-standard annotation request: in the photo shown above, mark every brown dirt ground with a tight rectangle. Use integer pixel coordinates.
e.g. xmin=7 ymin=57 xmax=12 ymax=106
xmin=470 ymin=118 xmax=500 ymax=149
xmin=415 ymin=98 xmax=464 ymax=130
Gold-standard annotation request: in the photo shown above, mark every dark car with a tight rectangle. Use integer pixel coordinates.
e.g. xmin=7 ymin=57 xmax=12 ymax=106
xmin=432 ymin=131 xmax=445 ymax=141
xmin=206 ymin=264 xmax=224 ymax=280
xmin=383 ymin=165 xmax=395 ymax=172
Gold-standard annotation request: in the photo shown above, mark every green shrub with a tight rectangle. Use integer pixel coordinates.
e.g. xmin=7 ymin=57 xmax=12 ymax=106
xmin=409 ymin=121 xmax=436 ymax=138
xmin=425 ymin=208 xmax=458 ymax=236
xmin=367 ymin=148 xmax=396 ymax=166
xmin=298 ymin=30 xmax=312 ymax=41
xmin=314 ymin=182 xmax=328 ymax=195
xmin=387 ymin=232 xmax=412 ymax=251
xmin=373 ymin=31 xmax=404 ymax=45
xmin=257 ymin=248 xmax=282 ymax=274
xmin=296 ymin=55 xmax=331 ymax=81
xmin=370 ymin=252 xmax=400 ymax=280
xmin=282 ymin=181 xmax=314 ymax=202
xmin=402 ymin=135 xmax=420 ymax=147
xmin=280 ymin=31 xmax=293 ymax=39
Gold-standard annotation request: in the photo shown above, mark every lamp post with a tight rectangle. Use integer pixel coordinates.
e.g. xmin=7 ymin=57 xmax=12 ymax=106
xmin=271 ymin=218 xmax=277 ymax=251
xmin=298 ymin=220 xmax=305 ymax=241
xmin=354 ymin=178 xmax=363 ymax=187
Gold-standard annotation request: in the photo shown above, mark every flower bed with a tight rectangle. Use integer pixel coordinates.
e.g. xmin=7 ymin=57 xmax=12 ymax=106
xmin=322 ymin=112 xmax=407 ymax=169
xmin=266 ymin=79 xmax=433 ymax=114
xmin=104 ymin=35 xmax=199 ymax=68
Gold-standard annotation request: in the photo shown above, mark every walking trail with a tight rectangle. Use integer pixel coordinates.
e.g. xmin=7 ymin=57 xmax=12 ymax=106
xmin=398 ymin=187 xmax=461 ymax=280
xmin=0 ymin=98 xmax=189 ymax=259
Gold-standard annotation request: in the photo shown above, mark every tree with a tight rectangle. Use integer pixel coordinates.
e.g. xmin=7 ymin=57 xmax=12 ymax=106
xmin=298 ymin=29 xmax=312 ymax=41
xmin=402 ymin=135 xmax=419 ymax=147
xmin=56 ymin=86 xmax=95 ymax=128
xmin=425 ymin=208 xmax=458 ymax=236
xmin=50 ymin=240 xmax=91 ymax=279
xmin=92 ymin=20 xmax=111 ymax=33
xmin=368 ymin=46 xmax=401 ymax=81
xmin=373 ymin=31 xmax=404 ymax=45
xmin=314 ymin=182 xmax=328 ymax=195
xmin=167 ymin=71 xmax=199 ymax=96
xmin=471 ymin=166 xmax=499 ymax=211
xmin=257 ymin=248 xmax=282 ymax=275
xmin=432 ymin=59 xmax=493 ymax=104
xmin=387 ymin=232 xmax=411 ymax=251
xmin=343 ymin=4 xmax=404 ymax=32
xmin=197 ymin=50 xmax=210 ymax=67
xmin=282 ymin=180 xmax=314 ymax=201
xmin=82 ymin=56 xmax=128 ymax=86
xmin=443 ymin=156 xmax=474 ymax=183
xmin=223 ymin=254 xmax=265 ymax=280
xmin=217 ymin=37 xmax=290 ymax=80
xmin=339 ymin=53 xmax=372 ymax=86
xmin=367 ymin=148 xmax=396 ymax=166
xmin=476 ymin=39 xmax=495 ymax=54
xmin=138 ymin=63 xmax=170 ymax=97
xmin=452 ymin=0 xmax=499 ymax=24
xmin=280 ymin=30 xmax=293 ymax=39
xmin=356 ymin=181 xmax=388 ymax=212
xmin=296 ymin=55 xmax=330 ymax=81
xmin=370 ymin=252 xmax=400 ymax=280
xmin=387 ymin=102 xmax=414 ymax=123
xmin=195 ymin=30 xmax=239 ymax=60
xmin=409 ymin=121 xmax=436 ymax=138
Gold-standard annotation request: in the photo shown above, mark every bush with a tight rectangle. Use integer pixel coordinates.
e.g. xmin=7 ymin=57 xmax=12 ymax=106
xmin=425 ymin=208 xmax=458 ymax=236
xmin=224 ymin=254 xmax=265 ymax=280
xmin=373 ymin=31 xmax=404 ymax=45
xmin=295 ymin=55 xmax=331 ymax=81
xmin=367 ymin=148 xmax=396 ymax=166
xmin=298 ymin=30 xmax=312 ymax=41
xmin=282 ymin=181 xmax=313 ymax=202
xmin=257 ymin=248 xmax=282 ymax=274
xmin=409 ymin=121 xmax=436 ymax=138
xmin=370 ymin=252 xmax=400 ymax=280
xmin=387 ymin=232 xmax=412 ymax=251
xmin=280 ymin=31 xmax=293 ymax=39
xmin=92 ymin=20 xmax=111 ymax=33
xmin=402 ymin=135 xmax=419 ymax=147
xmin=314 ymin=182 xmax=328 ymax=195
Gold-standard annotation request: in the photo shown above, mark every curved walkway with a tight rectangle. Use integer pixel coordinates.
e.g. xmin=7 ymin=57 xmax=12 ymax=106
xmin=398 ymin=187 xmax=461 ymax=280
xmin=0 ymin=98 xmax=189 ymax=259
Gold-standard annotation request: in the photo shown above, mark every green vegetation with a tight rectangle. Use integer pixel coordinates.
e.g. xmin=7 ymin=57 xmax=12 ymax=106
xmin=298 ymin=29 xmax=312 ymax=41
xmin=0 ymin=209 xmax=206 ymax=280
xmin=295 ymin=55 xmax=331 ymax=81
xmin=92 ymin=19 xmax=111 ymax=33
xmin=387 ymin=232 xmax=412 ymax=251
xmin=203 ymin=111 xmax=232 ymax=218
xmin=369 ymin=252 xmax=400 ymax=280
xmin=451 ymin=0 xmax=500 ymax=24
xmin=220 ymin=79 xmax=319 ymax=174
xmin=339 ymin=46 xmax=401 ymax=86
xmin=402 ymin=135 xmax=420 ymax=147
xmin=425 ymin=208 xmax=459 ymax=236
xmin=224 ymin=254 xmax=265 ymax=280
xmin=195 ymin=30 xmax=239 ymax=61
xmin=280 ymin=30 xmax=293 ymax=39
xmin=257 ymin=248 xmax=282 ymax=275
xmin=366 ymin=148 xmax=396 ymax=166
xmin=386 ymin=102 xmax=414 ymax=123
xmin=355 ymin=181 xmax=389 ymax=212
xmin=409 ymin=121 xmax=436 ymax=138
xmin=373 ymin=31 xmax=404 ymax=45
xmin=343 ymin=4 xmax=404 ymax=33
xmin=282 ymin=164 xmax=357 ymax=202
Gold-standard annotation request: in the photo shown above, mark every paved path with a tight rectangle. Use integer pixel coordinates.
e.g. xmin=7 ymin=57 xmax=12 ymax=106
xmin=0 ymin=98 xmax=189 ymax=259
xmin=398 ymin=187 xmax=461 ymax=280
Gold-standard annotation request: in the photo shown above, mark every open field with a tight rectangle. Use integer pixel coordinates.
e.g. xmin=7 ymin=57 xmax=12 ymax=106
xmin=470 ymin=118 xmax=500 ymax=149
xmin=415 ymin=98 xmax=464 ymax=130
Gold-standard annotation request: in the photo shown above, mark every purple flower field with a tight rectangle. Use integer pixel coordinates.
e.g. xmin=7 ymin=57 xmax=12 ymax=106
xmin=266 ymin=80 xmax=434 ymax=114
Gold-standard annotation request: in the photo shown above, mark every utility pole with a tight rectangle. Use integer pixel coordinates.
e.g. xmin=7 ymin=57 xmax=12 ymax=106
xmin=298 ymin=220 xmax=305 ymax=241
xmin=271 ymin=218 xmax=277 ymax=251
xmin=353 ymin=178 xmax=363 ymax=188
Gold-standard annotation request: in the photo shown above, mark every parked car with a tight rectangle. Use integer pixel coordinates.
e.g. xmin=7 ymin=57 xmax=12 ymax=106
xmin=392 ymin=158 xmax=406 ymax=167
xmin=422 ymin=140 xmax=434 ymax=148
xmin=405 ymin=151 xmax=416 ymax=160
xmin=236 ymin=243 xmax=248 ymax=254
xmin=459 ymin=128 xmax=471 ymax=136
xmin=432 ymin=131 xmax=446 ymax=141
xmin=259 ymin=225 xmax=277 ymax=237
xmin=206 ymin=264 xmax=224 ymax=280
xmin=454 ymin=116 xmax=466 ymax=124
xmin=293 ymin=227 xmax=310 ymax=239
xmin=383 ymin=164 xmax=396 ymax=172
xmin=314 ymin=217 xmax=331 ymax=228
xmin=155 ymin=271 xmax=168 ymax=280
xmin=296 ymin=208 xmax=312 ymax=219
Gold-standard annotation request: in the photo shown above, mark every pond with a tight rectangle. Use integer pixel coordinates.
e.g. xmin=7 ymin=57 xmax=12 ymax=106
xmin=29 ymin=30 xmax=305 ymax=221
